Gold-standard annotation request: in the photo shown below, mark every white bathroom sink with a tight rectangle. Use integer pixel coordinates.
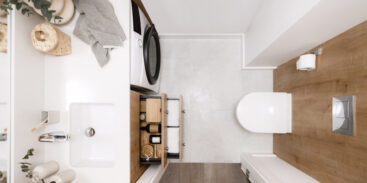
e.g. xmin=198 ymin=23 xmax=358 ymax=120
xmin=70 ymin=103 xmax=117 ymax=167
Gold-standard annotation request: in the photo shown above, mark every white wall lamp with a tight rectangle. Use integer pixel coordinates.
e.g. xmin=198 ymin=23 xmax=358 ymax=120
xmin=296 ymin=48 xmax=322 ymax=71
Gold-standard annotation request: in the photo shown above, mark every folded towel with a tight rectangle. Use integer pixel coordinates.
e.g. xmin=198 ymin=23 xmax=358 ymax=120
xmin=167 ymin=128 xmax=180 ymax=153
xmin=49 ymin=170 xmax=76 ymax=183
xmin=73 ymin=0 xmax=126 ymax=67
xmin=167 ymin=100 xmax=180 ymax=126
xmin=32 ymin=161 xmax=59 ymax=183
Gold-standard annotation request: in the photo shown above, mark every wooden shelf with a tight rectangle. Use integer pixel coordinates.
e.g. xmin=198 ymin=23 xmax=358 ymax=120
xmin=134 ymin=93 xmax=184 ymax=171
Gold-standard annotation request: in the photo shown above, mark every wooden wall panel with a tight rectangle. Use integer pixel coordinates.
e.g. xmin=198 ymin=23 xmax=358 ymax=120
xmin=274 ymin=21 xmax=367 ymax=183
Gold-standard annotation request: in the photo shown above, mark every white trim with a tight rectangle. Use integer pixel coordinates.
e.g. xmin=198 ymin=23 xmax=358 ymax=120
xmin=242 ymin=66 xmax=277 ymax=70
xmin=159 ymin=33 xmax=244 ymax=39
xmin=9 ymin=10 xmax=13 ymax=183
xmin=159 ymin=34 xmax=277 ymax=70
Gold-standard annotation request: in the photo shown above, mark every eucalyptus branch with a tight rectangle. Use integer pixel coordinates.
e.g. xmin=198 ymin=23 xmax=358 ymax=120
xmin=20 ymin=148 xmax=35 ymax=179
xmin=0 ymin=0 xmax=62 ymax=23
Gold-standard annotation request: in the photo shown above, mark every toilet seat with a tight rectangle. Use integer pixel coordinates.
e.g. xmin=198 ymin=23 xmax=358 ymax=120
xmin=236 ymin=92 xmax=292 ymax=133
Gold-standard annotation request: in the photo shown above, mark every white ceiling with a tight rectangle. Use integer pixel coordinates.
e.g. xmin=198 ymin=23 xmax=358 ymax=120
xmin=142 ymin=0 xmax=264 ymax=34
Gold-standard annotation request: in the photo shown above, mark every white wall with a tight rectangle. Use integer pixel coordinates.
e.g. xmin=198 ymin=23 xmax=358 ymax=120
xmin=143 ymin=0 xmax=264 ymax=34
xmin=41 ymin=0 xmax=130 ymax=182
xmin=245 ymin=0 xmax=319 ymax=66
xmin=245 ymin=0 xmax=367 ymax=67
xmin=11 ymin=11 xmax=46 ymax=183
xmin=159 ymin=36 xmax=273 ymax=163
xmin=0 ymin=49 xmax=9 ymax=173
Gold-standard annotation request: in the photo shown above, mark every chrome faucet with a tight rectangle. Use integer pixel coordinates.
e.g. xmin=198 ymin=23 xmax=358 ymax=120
xmin=39 ymin=131 xmax=69 ymax=142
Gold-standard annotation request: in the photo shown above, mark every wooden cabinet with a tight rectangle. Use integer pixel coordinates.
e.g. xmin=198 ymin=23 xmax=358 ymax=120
xmin=146 ymin=98 xmax=162 ymax=122
xmin=130 ymin=91 xmax=148 ymax=183
xmin=138 ymin=94 xmax=184 ymax=169
xmin=161 ymin=94 xmax=168 ymax=168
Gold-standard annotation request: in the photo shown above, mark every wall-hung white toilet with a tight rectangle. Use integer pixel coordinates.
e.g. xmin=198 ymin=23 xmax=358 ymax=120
xmin=236 ymin=92 xmax=292 ymax=133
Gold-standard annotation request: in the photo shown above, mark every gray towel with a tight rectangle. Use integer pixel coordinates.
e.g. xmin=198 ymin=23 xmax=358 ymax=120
xmin=73 ymin=0 xmax=126 ymax=67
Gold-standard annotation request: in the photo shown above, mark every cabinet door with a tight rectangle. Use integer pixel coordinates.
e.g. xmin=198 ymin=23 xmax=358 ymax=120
xmin=146 ymin=98 xmax=161 ymax=122
xmin=161 ymin=94 xmax=168 ymax=168
xmin=130 ymin=91 xmax=148 ymax=183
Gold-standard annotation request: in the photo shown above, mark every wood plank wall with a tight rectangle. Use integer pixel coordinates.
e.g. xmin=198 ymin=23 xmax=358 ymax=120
xmin=274 ymin=21 xmax=367 ymax=183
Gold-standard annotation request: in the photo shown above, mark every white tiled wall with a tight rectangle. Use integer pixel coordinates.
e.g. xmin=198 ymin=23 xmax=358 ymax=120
xmin=159 ymin=37 xmax=273 ymax=162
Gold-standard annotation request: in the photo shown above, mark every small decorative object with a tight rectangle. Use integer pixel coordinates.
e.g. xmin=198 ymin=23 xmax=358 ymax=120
xmin=26 ymin=0 xmax=75 ymax=25
xmin=0 ymin=23 xmax=7 ymax=53
xmin=49 ymin=0 xmax=74 ymax=25
xmin=0 ymin=0 xmax=63 ymax=23
xmin=31 ymin=23 xmax=71 ymax=56
xmin=20 ymin=148 xmax=35 ymax=179
xmin=0 ymin=0 xmax=6 ymax=25
xmin=142 ymin=145 xmax=154 ymax=158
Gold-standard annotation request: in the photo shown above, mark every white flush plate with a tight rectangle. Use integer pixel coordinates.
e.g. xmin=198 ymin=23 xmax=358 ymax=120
xmin=332 ymin=96 xmax=355 ymax=136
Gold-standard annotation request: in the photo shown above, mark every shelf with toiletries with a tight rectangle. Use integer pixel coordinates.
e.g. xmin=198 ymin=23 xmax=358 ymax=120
xmin=139 ymin=94 xmax=184 ymax=168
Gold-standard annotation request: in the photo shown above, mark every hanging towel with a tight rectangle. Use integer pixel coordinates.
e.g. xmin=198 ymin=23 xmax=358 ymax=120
xmin=73 ymin=0 xmax=126 ymax=67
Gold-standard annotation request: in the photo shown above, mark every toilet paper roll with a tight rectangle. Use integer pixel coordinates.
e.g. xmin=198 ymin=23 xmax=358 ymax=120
xmin=296 ymin=54 xmax=316 ymax=71
xmin=31 ymin=23 xmax=71 ymax=56
xmin=48 ymin=170 xmax=76 ymax=183
xmin=32 ymin=161 xmax=60 ymax=183
xmin=0 ymin=24 xmax=7 ymax=53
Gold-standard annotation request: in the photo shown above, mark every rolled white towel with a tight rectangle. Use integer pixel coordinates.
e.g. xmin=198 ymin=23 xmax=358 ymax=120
xmin=32 ymin=161 xmax=59 ymax=183
xmin=48 ymin=170 xmax=76 ymax=183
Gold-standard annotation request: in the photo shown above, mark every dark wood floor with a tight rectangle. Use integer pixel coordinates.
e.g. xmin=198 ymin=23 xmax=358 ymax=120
xmin=159 ymin=163 xmax=249 ymax=183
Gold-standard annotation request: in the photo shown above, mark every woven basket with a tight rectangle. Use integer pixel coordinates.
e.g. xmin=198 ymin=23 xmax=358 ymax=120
xmin=31 ymin=23 xmax=71 ymax=56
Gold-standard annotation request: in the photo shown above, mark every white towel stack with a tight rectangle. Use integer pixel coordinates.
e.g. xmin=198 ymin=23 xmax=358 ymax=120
xmin=167 ymin=128 xmax=180 ymax=153
xmin=167 ymin=100 xmax=180 ymax=126
xmin=48 ymin=170 xmax=76 ymax=183
xmin=167 ymin=99 xmax=181 ymax=154
xmin=32 ymin=161 xmax=60 ymax=183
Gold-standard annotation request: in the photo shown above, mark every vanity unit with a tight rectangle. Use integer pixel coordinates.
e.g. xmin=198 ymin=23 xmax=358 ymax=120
xmin=130 ymin=91 xmax=184 ymax=183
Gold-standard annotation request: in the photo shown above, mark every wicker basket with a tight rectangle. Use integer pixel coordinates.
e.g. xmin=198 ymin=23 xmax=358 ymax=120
xmin=31 ymin=23 xmax=71 ymax=56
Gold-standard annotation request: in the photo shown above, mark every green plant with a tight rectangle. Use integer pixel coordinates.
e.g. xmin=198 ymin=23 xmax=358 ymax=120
xmin=20 ymin=148 xmax=34 ymax=179
xmin=0 ymin=170 xmax=3 ymax=179
xmin=0 ymin=0 xmax=62 ymax=23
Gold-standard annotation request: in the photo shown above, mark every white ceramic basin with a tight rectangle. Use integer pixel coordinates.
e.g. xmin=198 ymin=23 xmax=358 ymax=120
xmin=70 ymin=103 xmax=117 ymax=167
